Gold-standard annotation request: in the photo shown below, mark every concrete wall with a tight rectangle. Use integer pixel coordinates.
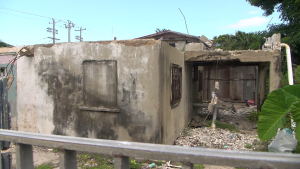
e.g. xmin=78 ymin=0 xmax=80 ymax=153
xmin=185 ymin=43 xmax=204 ymax=51
xmin=163 ymin=40 xmax=186 ymax=51
xmin=160 ymin=42 xmax=196 ymax=144
xmin=17 ymin=40 xmax=165 ymax=143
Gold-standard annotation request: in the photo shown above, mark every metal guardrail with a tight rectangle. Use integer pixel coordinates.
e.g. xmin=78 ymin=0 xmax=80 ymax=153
xmin=0 ymin=129 xmax=299 ymax=169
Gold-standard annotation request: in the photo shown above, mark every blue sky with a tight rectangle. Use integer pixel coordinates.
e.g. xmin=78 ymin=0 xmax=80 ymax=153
xmin=0 ymin=0 xmax=282 ymax=46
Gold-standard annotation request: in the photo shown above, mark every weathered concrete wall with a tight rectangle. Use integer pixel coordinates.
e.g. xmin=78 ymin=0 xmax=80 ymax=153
xmin=185 ymin=43 xmax=204 ymax=51
xmin=160 ymin=42 xmax=196 ymax=144
xmin=163 ymin=40 xmax=186 ymax=51
xmin=17 ymin=40 xmax=164 ymax=143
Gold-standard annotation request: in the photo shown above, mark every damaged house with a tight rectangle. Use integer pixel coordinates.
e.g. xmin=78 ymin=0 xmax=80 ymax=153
xmin=0 ymin=32 xmax=281 ymax=144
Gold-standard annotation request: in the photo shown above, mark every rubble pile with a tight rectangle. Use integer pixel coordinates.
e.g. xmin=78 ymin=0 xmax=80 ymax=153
xmin=175 ymin=127 xmax=258 ymax=151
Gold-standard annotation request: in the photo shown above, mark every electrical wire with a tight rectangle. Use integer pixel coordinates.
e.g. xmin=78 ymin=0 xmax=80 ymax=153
xmin=0 ymin=11 xmax=48 ymax=22
xmin=0 ymin=6 xmax=51 ymax=19
xmin=0 ymin=6 xmax=68 ymax=23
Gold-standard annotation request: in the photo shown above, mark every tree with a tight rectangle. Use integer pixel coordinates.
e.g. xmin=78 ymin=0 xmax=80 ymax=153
xmin=246 ymin=0 xmax=300 ymax=24
xmin=213 ymin=31 xmax=267 ymax=50
xmin=247 ymin=0 xmax=300 ymax=64
xmin=155 ymin=28 xmax=169 ymax=33
xmin=0 ymin=40 xmax=13 ymax=47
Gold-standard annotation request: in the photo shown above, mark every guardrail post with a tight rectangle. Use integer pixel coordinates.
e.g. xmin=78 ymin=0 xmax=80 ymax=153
xmin=114 ymin=155 xmax=130 ymax=169
xmin=15 ymin=143 xmax=34 ymax=169
xmin=182 ymin=162 xmax=193 ymax=169
xmin=59 ymin=149 xmax=77 ymax=169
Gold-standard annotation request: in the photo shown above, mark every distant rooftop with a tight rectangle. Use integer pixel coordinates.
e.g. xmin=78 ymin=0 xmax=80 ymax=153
xmin=135 ymin=30 xmax=200 ymax=40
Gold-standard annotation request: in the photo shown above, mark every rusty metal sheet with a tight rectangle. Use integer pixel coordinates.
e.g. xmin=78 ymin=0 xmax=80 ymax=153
xmin=202 ymin=66 xmax=257 ymax=102
xmin=243 ymin=66 xmax=256 ymax=100
xmin=230 ymin=66 xmax=244 ymax=102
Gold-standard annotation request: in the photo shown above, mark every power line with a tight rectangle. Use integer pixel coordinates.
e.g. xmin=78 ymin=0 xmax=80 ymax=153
xmin=0 ymin=11 xmax=48 ymax=22
xmin=0 ymin=6 xmax=51 ymax=19
xmin=0 ymin=6 xmax=67 ymax=23
xmin=1 ymin=38 xmax=48 ymax=44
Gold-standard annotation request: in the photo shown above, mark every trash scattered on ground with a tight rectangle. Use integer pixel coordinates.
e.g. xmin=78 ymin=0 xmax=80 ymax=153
xmin=175 ymin=127 xmax=258 ymax=151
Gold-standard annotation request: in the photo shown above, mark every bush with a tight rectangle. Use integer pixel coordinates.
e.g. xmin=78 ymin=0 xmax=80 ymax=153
xmin=282 ymin=64 xmax=300 ymax=87
xmin=248 ymin=111 xmax=260 ymax=122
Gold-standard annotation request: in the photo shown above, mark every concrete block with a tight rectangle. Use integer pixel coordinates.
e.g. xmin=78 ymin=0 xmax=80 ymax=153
xmin=15 ymin=143 xmax=34 ymax=169
xmin=114 ymin=156 xmax=129 ymax=169
xmin=59 ymin=149 xmax=77 ymax=169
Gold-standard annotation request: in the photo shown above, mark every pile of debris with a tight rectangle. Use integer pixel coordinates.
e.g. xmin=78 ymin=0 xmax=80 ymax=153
xmin=174 ymin=127 xmax=258 ymax=151
xmin=175 ymin=103 xmax=259 ymax=151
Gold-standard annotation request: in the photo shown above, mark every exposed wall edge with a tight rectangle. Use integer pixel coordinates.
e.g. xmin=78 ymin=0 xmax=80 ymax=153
xmin=78 ymin=106 xmax=120 ymax=113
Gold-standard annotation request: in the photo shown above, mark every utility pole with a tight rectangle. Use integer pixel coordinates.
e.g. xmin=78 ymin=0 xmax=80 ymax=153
xmin=47 ymin=18 xmax=60 ymax=44
xmin=75 ymin=27 xmax=86 ymax=42
xmin=65 ymin=20 xmax=75 ymax=42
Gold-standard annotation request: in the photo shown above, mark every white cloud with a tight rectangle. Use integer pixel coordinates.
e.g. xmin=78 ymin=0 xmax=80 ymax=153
xmin=225 ymin=17 xmax=269 ymax=29
xmin=248 ymin=11 xmax=259 ymax=14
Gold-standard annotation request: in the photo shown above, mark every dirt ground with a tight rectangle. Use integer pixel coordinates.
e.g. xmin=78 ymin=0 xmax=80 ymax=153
xmin=2 ymin=145 xmax=59 ymax=169
xmin=2 ymin=103 xmax=258 ymax=169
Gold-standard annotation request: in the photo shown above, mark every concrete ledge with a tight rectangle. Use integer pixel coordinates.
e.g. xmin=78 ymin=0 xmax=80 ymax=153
xmin=78 ymin=106 xmax=120 ymax=112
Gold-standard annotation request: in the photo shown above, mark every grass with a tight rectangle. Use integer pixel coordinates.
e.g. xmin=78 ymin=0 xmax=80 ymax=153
xmin=245 ymin=143 xmax=253 ymax=149
xmin=130 ymin=159 xmax=142 ymax=169
xmin=253 ymin=140 xmax=271 ymax=152
xmin=157 ymin=160 xmax=163 ymax=166
xmin=182 ymin=127 xmax=191 ymax=136
xmin=53 ymin=148 xmax=58 ymax=153
xmin=77 ymin=154 xmax=114 ymax=169
xmin=215 ymin=121 xmax=239 ymax=132
xmin=194 ymin=164 xmax=205 ymax=169
xmin=35 ymin=164 xmax=53 ymax=169
xmin=247 ymin=111 xmax=260 ymax=122
xmin=293 ymin=144 xmax=300 ymax=154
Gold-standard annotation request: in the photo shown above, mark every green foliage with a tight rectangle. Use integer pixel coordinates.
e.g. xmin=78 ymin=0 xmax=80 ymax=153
xmin=35 ymin=164 xmax=53 ymax=169
xmin=0 ymin=41 xmax=13 ymax=47
xmin=180 ymin=45 xmax=186 ymax=52
xmin=248 ymin=111 xmax=260 ymax=122
xmin=246 ymin=0 xmax=300 ymax=24
xmin=155 ymin=28 xmax=169 ymax=33
xmin=194 ymin=164 xmax=205 ymax=169
xmin=130 ymin=159 xmax=141 ymax=169
xmin=247 ymin=0 xmax=300 ymax=64
xmin=253 ymin=140 xmax=272 ymax=152
xmin=215 ymin=121 xmax=239 ymax=132
xmin=182 ymin=127 xmax=191 ymax=136
xmin=52 ymin=148 xmax=58 ymax=153
xmin=258 ymin=85 xmax=300 ymax=141
xmin=77 ymin=154 xmax=113 ymax=169
xmin=282 ymin=65 xmax=300 ymax=87
xmin=157 ymin=160 xmax=163 ymax=166
xmin=213 ymin=31 xmax=266 ymax=50
xmin=245 ymin=143 xmax=253 ymax=149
